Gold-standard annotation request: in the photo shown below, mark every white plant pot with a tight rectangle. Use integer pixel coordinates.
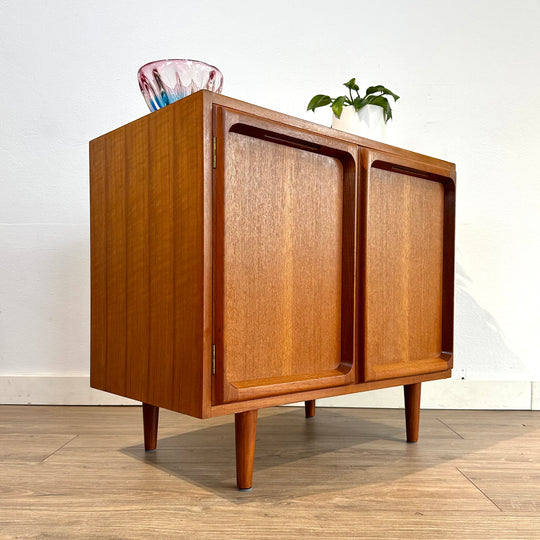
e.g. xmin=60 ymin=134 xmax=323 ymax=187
xmin=331 ymin=105 xmax=387 ymax=142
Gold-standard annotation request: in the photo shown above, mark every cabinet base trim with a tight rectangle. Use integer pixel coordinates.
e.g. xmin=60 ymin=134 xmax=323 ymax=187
xmin=209 ymin=370 xmax=451 ymax=417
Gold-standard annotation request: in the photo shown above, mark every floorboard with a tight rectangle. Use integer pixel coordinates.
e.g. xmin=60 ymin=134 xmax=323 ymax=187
xmin=1 ymin=405 xmax=539 ymax=539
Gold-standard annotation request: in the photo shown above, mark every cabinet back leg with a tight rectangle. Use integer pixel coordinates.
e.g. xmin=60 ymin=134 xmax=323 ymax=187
xmin=404 ymin=383 xmax=421 ymax=443
xmin=305 ymin=400 xmax=316 ymax=418
xmin=235 ymin=409 xmax=258 ymax=490
xmin=142 ymin=403 xmax=159 ymax=451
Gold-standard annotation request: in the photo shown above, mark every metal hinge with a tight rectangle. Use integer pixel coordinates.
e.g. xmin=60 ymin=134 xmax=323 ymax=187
xmin=212 ymin=344 xmax=216 ymax=375
xmin=212 ymin=137 xmax=217 ymax=169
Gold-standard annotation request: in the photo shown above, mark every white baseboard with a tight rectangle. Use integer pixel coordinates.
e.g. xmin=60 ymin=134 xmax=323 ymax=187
xmin=287 ymin=379 xmax=536 ymax=410
xmin=0 ymin=376 xmax=538 ymax=409
xmin=0 ymin=376 xmax=138 ymax=406
xmin=532 ymin=382 xmax=540 ymax=410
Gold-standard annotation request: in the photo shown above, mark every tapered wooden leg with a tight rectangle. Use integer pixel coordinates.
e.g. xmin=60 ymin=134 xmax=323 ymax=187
xmin=305 ymin=400 xmax=316 ymax=418
xmin=142 ymin=403 xmax=159 ymax=451
xmin=235 ymin=409 xmax=258 ymax=490
xmin=404 ymin=383 xmax=421 ymax=443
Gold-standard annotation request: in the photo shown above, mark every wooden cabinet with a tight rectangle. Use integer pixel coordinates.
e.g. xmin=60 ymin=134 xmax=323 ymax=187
xmin=90 ymin=90 xmax=455 ymax=490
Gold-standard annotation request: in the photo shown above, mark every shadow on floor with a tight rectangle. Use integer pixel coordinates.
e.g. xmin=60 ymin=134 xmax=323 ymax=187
xmin=120 ymin=407 xmax=521 ymax=503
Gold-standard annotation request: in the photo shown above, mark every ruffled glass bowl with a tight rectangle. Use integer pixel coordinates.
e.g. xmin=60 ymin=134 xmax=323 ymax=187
xmin=138 ymin=59 xmax=224 ymax=112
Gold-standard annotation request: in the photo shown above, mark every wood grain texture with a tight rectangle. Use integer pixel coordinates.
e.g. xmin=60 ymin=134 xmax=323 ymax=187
xmin=210 ymin=369 xmax=450 ymax=417
xmin=362 ymin=151 xmax=455 ymax=381
xmin=89 ymin=91 xmax=211 ymax=417
xmin=214 ymin=108 xmax=358 ymax=403
xmin=223 ymin=134 xmax=343 ymax=380
xmin=2 ymin=406 xmax=540 ymax=539
xmin=404 ymin=382 xmax=421 ymax=442
xmin=142 ymin=403 xmax=159 ymax=451
xmin=89 ymin=138 xmax=107 ymax=391
xmin=90 ymin=91 xmax=455 ymax=425
xmin=105 ymin=128 xmax=128 ymax=396
xmin=305 ymin=400 xmax=316 ymax=418
xmin=211 ymin=91 xmax=455 ymax=170
xmin=147 ymin=109 xmax=175 ymax=407
xmin=235 ymin=409 xmax=258 ymax=490
xmin=125 ymin=120 xmax=150 ymax=400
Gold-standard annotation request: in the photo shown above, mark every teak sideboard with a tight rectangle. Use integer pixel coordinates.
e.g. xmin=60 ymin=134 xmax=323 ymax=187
xmin=90 ymin=90 xmax=455 ymax=490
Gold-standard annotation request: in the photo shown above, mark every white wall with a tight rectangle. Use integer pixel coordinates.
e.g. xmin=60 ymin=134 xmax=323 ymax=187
xmin=1 ymin=0 xmax=539 ymax=406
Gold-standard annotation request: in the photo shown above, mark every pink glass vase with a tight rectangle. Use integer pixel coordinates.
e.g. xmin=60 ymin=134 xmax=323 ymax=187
xmin=138 ymin=59 xmax=224 ymax=111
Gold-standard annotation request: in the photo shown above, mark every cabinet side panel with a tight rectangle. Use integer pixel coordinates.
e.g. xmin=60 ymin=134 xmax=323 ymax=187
xmin=89 ymin=138 xmax=107 ymax=390
xmin=365 ymin=167 xmax=446 ymax=380
xmin=105 ymin=130 xmax=128 ymax=396
xmin=125 ymin=119 xmax=151 ymax=401
xmin=146 ymin=112 xmax=175 ymax=407
xmin=89 ymin=92 xmax=207 ymax=416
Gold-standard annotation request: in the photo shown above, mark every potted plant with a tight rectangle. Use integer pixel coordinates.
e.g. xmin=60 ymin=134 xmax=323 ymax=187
xmin=307 ymin=79 xmax=399 ymax=141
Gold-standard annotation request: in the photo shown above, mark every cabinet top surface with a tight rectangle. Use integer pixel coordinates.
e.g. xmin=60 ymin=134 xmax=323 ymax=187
xmin=91 ymin=90 xmax=455 ymax=173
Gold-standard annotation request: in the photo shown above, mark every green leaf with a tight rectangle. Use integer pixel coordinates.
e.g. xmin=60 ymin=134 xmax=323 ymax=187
xmin=331 ymin=96 xmax=347 ymax=118
xmin=307 ymin=94 xmax=332 ymax=112
xmin=343 ymin=78 xmax=359 ymax=92
xmin=307 ymin=81 xmax=399 ymax=121
xmin=353 ymin=96 xmax=368 ymax=111
xmin=365 ymin=85 xmax=400 ymax=101
xmin=365 ymin=85 xmax=385 ymax=96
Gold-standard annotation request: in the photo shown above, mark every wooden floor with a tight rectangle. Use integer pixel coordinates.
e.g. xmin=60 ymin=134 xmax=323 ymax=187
xmin=1 ymin=406 xmax=540 ymax=539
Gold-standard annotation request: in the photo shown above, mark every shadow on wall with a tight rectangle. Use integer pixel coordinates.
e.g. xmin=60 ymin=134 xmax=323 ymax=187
xmin=454 ymin=261 xmax=528 ymax=379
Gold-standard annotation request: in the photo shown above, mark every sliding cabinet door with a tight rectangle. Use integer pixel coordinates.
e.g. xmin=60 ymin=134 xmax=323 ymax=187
xmin=213 ymin=107 xmax=358 ymax=403
xmin=362 ymin=150 xmax=455 ymax=381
